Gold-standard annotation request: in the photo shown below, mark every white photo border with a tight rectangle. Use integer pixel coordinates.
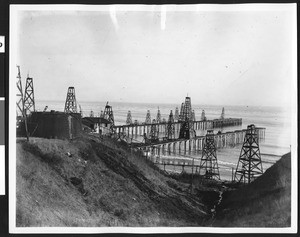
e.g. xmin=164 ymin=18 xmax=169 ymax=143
xmin=9 ymin=3 xmax=298 ymax=234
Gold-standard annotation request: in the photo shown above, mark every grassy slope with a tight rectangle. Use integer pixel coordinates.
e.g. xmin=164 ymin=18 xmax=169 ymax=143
xmin=213 ymin=152 xmax=291 ymax=227
xmin=17 ymin=135 xmax=208 ymax=227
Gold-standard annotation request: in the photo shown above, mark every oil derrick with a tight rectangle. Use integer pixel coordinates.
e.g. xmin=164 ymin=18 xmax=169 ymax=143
xmin=174 ymin=107 xmax=179 ymax=121
xmin=156 ymin=107 xmax=161 ymax=123
xmin=145 ymin=110 xmax=151 ymax=124
xmin=126 ymin=110 xmax=132 ymax=125
xmin=179 ymin=97 xmax=194 ymax=139
xmin=191 ymin=110 xmax=196 ymax=121
xmin=16 ymin=65 xmax=24 ymax=117
xmin=201 ymin=110 xmax=206 ymax=121
xmin=234 ymin=124 xmax=263 ymax=184
xmin=150 ymin=119 xmax=159 ymax=142
xmin=103 ymin=102 xmax=115 ymax=131
xmin=23 ymin=75 xmax=35 ymax=115
xmin=64 ymin=87 xmax=77 ymax=113
xmin=179 ymin=102 xmax=185 ymax=121
xmin=220 ymin=107 xmax=225 ymax=120
xmin=200 ymin=130 xmax=220 ymax=180
xmin=179 ymin=117 xmax=191 ymax=139
xmin=180 ymin=97 xmax=192 ymax=121
xmin=166 ymin=110 xmax=175 ymax=140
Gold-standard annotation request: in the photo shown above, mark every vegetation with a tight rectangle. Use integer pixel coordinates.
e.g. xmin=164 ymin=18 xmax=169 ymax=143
xmin=213 ymin=152 xmax=291 ymax=227
xmin=16 ymin=134 xmax=291 ymax=227
xmin=16 ymin=135 xmax=208 ymax=227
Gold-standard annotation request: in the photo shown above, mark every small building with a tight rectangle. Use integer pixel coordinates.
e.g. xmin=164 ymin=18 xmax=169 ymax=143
xmin=19 ymin=111 xmax=82 ymax=139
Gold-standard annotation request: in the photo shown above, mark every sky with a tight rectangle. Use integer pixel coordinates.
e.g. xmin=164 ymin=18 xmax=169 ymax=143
xmin=14 ymin=4 xmax=296 ymax=107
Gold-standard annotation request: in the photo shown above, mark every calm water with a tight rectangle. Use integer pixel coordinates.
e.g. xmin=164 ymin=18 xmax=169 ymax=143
xmin=36 ymin=100 xmax=292 ymax=180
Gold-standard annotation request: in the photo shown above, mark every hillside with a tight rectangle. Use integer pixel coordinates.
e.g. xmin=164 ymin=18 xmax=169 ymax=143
xmin=16 ymin=134 xmax=292 ymax=227
xmin=16 ymin=134 xmax=210 ymax=227
xmin=213 ymin=152 xmax=291 ymax=227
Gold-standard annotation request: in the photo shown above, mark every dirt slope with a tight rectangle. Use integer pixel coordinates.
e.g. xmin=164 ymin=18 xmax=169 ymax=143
xmin=213 ymin=152 xmax=291 ymax=227
xmin=16 ymin=135 xmax=208 ymax=227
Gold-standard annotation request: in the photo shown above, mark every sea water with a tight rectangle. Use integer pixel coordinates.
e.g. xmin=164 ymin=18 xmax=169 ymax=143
xmin=35 ymin=100 xmax=292 ymax=180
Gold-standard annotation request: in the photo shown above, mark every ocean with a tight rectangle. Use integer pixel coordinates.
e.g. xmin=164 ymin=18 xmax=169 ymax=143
xmin=35 ymin=100 xmax=292 ymax=180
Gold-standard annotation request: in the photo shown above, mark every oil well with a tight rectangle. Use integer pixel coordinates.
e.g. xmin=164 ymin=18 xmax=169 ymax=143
xmin=16 ymin=67 xmax=83 ymax=139
xmin=16 ymin=66 xmax=266 ymax=184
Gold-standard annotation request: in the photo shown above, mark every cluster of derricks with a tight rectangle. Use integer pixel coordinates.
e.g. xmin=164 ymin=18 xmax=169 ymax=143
xmin=16 ymin=66 xmax=265 ymax=184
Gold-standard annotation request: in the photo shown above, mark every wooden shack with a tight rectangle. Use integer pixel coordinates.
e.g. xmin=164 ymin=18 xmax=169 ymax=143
xmin=19 ymin=111 xmax=82 ymax=139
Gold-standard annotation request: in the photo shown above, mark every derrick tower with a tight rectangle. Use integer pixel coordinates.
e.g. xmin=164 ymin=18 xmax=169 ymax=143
xmin=23 ymin=75 xmax=35 ymax=115
xmin=181 ymin=97 xmax=192 ymax=121
xmin=156 ymin=107 xmax=161 ymax=123
xmin=191 ymin=110 xmax=196 ymax=121
xmin=103 ymin=102 xmax=115 ymax=130
xmin=234 ymin=124 xmax=263 ymax=184
xmin=166 ymin=110 xmax=175 ymax=140
xmin=150 ymin=119 xmax=159 ymax=142
xmin=179 ymin=97 xmax=194 ymax=139
xmin=16 ymin=65 xmax=24 ymax=117
xmin=145 ymin=110 xmax=151 ymax=124
xmin=179 ymin=117 xmax=190 ymax=139
xmin=174 ymin=107 xmax=179 ymax=121
xmin=220 ymin=107 xmax=225 ymax=120
xmin=199 ymin=130 xmax=220 ymax=180
xmin=201 ymin=110 xmax=206 ymax=121
xmin=179 ymin=102 xmax=185 ymax=121
xmin=126 ymin=110 xmax=132 ymax=125
xmin=64 ymin=87 xmax=77 ymax=113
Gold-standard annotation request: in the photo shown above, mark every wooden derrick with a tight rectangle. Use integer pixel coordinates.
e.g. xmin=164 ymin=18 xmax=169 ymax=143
xmin=234 ymin=124 xmax=264 ymax=184
xmin=199 ymin=130 xmax=220 ymax=180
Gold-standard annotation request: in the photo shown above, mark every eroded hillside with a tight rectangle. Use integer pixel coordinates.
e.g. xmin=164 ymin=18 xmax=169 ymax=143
xmin=16 ymin=135 xmax=209 ymax=227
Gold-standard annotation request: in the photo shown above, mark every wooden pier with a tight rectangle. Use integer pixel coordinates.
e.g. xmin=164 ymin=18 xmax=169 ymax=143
xmin=132 ymin=127 xmax=265 ymax=157
xmin=114 ymin=118 xmax=242 ymax=137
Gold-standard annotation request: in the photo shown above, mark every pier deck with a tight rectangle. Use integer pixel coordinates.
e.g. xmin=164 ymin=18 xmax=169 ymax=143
xmin=132 ymin=127 xmax=265 ymax=157
xmin=114 ymin=118 xmax=242 ymax=137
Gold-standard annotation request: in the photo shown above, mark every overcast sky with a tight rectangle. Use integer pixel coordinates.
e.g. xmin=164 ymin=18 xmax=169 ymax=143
xmin=15 ymin=4 xmax=296 ymax=107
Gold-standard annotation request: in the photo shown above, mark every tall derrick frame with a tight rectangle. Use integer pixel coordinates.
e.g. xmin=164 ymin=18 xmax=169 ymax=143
xmin=126 ymin=110 xmax=132 ymax=125
xmin=234 ymin=124 xmax=263 ymax=184
xmin=179 ymin=117 xmax=191 ymax=139
xmin=16 ymin=65 xmax=24 ymax=117
xmin=166 ymin=110 xmax=175 ymax=140
xmin=150 ymin=119 xmax=159 ymax=141
xmin=179 ymin=103 xmax=185 ymax=121
xmin=156 ymin=107 xmax=161 ymax=123
xmin=23 ymin=75 xmax=35 ymax=115
xmin=145 ymin=110 xmax=151 ymax=124
xmin=179 ymin=97 xmax=194 ymax=139
xmin=199 ymin=130 xmax=220 ymax=180
xmin=174 ymin=107 xmax=179 ymax=121
xmin=64 ymin=87 xmax=77 ymax=113
xmin=201 ymin=110 xmax=206 ymax=121
xmin=103 ymin=102 xmax=115 ymax=132
xmin=191 ymin=110 xmax=196 ymax=121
